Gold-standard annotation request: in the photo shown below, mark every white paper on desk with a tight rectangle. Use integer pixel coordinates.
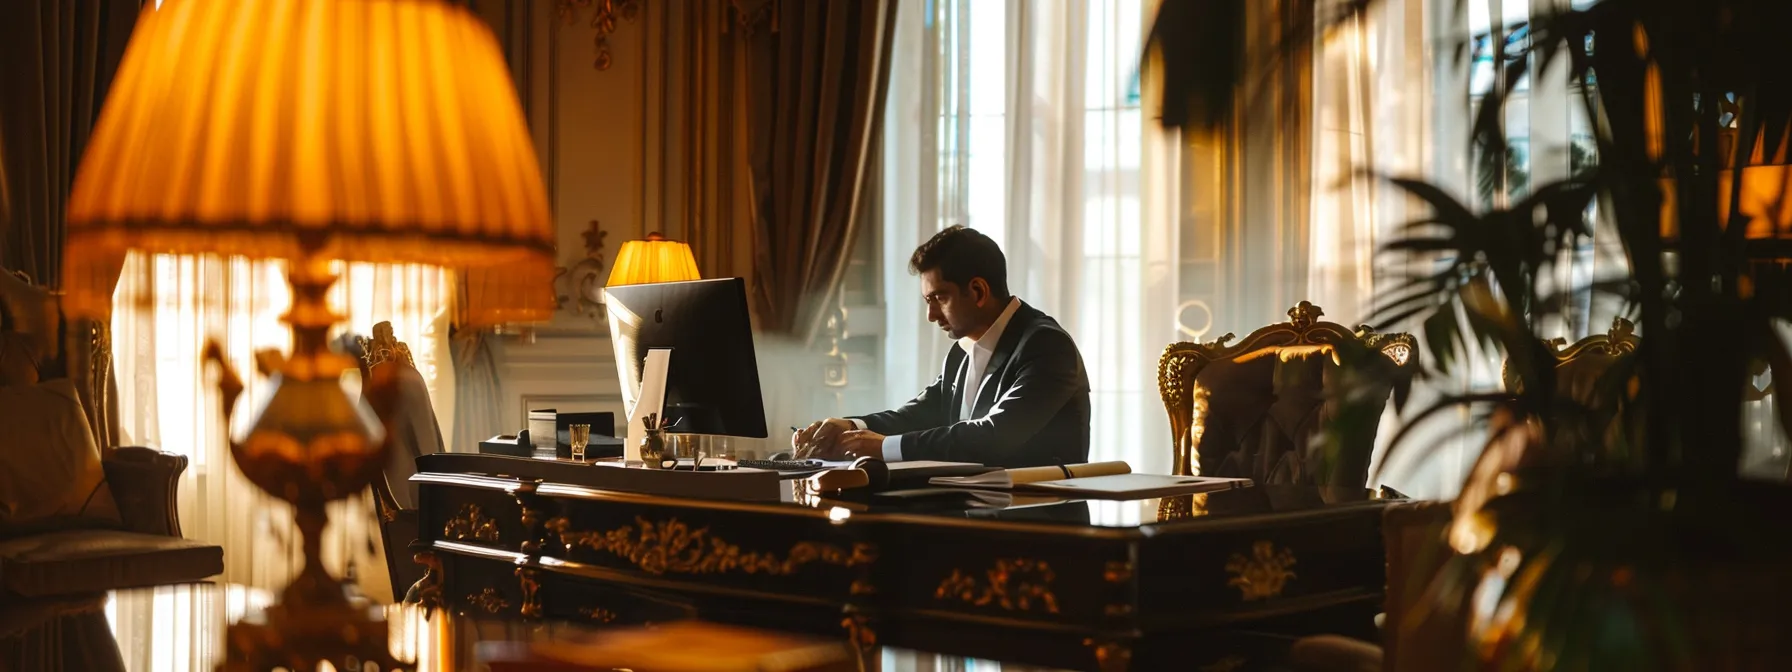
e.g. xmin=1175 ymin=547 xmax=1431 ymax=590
xmin=1016 ymin=473 xmax=1251 ymax=499
xmin=929 ymin=460 xmax=1132 ymax=490
xmin=623 ymin=348 xmax=672 ymax=462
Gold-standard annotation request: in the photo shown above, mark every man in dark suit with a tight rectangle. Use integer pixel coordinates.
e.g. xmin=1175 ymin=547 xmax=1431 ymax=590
xmin=795 ymin=226 xmax=1091 ymax=468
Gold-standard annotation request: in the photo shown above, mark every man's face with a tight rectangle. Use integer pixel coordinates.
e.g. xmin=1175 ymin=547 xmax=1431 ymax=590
xmin=920 ymin=269 xmax=985 ymax=339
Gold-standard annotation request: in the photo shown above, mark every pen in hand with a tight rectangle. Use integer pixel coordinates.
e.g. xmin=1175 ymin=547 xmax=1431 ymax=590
xmin=790 ymin=425 xmax=816 ymax=459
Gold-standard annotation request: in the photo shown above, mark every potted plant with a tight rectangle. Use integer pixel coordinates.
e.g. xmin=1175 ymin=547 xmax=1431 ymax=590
xmin=1148 ymin=0 xmax=1792 ymax=668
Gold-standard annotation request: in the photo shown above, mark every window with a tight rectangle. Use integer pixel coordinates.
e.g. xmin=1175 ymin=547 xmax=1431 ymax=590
xmin=883 ymin=0 xmax=1169 ymax=471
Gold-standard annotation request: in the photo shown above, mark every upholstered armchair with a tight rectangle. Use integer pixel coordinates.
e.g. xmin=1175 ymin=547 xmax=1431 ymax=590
xmin=0 ymin=269 xmax=223 ymax=670
xmin=1157 ymin=301 xmax=1418 ymax=487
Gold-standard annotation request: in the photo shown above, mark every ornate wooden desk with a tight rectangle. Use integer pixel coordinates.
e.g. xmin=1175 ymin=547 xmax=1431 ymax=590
xmin=412 ymin=454 xmax=1394 ymax=671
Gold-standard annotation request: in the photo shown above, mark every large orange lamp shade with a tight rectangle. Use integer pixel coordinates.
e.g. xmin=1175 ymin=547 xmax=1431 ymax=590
xmin=63 ymin=0 xmax=556 ymax=326
xmin=60 ymin=2 xmax=556 ymax=669
xmin=608 ymin=232 xmax=702 ymax=286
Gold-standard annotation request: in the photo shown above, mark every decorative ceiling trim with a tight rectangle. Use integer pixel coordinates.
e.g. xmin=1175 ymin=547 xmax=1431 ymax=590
xmin=556 ymin=0 xmax=642 ymax=70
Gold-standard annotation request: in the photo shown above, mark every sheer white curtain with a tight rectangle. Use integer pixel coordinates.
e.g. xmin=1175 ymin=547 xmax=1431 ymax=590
xmin=1309 ymin=0 xmax=1670 ymax=497
xmin=882 ymin=0 xmax=1177 ymax=474
xmin=107 ymin=252 xmax=451 ymax=668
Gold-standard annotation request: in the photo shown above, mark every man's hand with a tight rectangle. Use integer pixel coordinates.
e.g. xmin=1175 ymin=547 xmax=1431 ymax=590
xmin=835 ymin=430 xmax=887 ymax=460
xmin=792 ymin=418 xmax=854 ymax=457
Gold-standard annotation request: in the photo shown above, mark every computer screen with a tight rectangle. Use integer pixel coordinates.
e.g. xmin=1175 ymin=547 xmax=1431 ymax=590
xmin=602 ymin=277 xmax=769 ymax=438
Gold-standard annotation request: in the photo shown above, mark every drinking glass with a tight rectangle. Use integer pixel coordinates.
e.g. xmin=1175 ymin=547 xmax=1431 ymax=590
xmin=569 ymin=423 xmax=591 ymax=461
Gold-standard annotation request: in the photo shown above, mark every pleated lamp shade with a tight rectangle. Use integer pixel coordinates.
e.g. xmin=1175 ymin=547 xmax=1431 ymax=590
xmin=63 ymin=0 xmax=556 ymax=326
xmin=607 ymin=233 xmax=701 ymax=286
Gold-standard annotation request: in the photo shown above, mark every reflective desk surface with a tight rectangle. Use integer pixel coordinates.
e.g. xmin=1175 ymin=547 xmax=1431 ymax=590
xmin=407 ymin=454 xmax=1397 ymax=672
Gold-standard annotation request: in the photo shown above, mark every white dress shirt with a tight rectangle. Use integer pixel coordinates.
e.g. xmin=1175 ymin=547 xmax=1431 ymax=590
xmin=854 ymin=297 xmax=1022 ymax=461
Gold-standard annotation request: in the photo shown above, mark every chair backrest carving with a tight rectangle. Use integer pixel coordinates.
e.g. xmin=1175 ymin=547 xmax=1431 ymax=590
xmin=1157 ymin=301 xmax=1418 ymax=484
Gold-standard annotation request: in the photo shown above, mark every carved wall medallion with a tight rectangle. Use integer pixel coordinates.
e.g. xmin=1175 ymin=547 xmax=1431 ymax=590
xmin=1225 ymin=541 xmax=1297 ymax=601
xmin=444 ymin=504 xmax=501 ymax=543
xmin=552 ymin=220 xmax=612 ymax=319
xmin=556 ymin=0 xmax=642 ymax=70
xmin=933 ymin=559 xmax=1060 ymax=614
xmin=468 ymin=588 xmax=511 ymax=614
xmin=544 ymin=516 xmax=876 ymax=576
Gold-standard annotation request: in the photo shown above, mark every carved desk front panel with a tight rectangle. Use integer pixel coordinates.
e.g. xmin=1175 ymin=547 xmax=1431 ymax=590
xmin=414 ymin=468 xmax=1393 ymax=671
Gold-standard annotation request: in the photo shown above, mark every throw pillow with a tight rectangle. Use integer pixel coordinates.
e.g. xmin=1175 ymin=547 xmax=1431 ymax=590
xmin=0 ymin=378 xmax=122 ymax=536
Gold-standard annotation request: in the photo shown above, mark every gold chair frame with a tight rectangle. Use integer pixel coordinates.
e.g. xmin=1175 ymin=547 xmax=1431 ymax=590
xmin=1501 ymin=316 xmax=1640 ymax=394
xmin=1156 ymin=301 xmax=1417 ymax=476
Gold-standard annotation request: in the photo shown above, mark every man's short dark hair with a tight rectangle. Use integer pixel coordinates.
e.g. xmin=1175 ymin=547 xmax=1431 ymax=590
xmin=909 ymin=225 xmax=1010 ymax=300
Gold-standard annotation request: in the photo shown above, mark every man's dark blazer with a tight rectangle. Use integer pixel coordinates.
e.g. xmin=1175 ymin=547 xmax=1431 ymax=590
xmin=852 ymin=301 xmax=1091 ymax=468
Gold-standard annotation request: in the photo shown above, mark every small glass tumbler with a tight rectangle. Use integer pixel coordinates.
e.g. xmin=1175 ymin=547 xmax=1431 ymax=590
xmin=569 ymin=423 xmax=591 ymax=462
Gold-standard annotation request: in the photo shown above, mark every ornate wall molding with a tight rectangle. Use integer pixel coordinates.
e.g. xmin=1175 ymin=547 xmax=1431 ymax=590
xmin=557 ymin=0 xmax=643 ymax=70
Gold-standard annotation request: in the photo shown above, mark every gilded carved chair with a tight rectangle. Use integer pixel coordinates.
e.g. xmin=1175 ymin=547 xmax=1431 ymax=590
xmin=344 ymin=322 xmax=443 ymax=603
xmin=1157 ymin=301 xmax=1418 ymax=487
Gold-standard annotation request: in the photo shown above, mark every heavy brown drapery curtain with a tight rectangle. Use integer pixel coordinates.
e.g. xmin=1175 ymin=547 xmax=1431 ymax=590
xmin=744 ymin=0 xmax=897 ymax=341
xmin=0 ymin=0 xmax=138 ymax=288
xmin=0 ymin=0 xmax=138 ymax=452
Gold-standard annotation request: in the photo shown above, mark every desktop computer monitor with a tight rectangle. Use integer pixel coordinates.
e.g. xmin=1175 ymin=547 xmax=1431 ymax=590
xmin=603 ymin=277 xmax=769 ymax=439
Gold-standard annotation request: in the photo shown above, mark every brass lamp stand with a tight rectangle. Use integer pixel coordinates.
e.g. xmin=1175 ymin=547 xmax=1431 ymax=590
xmin=207 ymin=246 xmax=407 ymax=672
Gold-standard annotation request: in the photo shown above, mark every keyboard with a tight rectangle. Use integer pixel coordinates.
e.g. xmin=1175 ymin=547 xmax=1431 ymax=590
xmin=736 ymin=458 xmax=828 ymax=471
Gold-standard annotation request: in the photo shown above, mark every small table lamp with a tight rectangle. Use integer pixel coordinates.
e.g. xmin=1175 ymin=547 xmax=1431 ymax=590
xmin=61 ymin=1 xmax=555 ymax=670
xmin=607 ymin=232 xmax=702 ymax=286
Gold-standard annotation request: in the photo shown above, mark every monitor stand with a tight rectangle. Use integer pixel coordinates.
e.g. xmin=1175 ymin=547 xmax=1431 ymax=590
xmin=622 ymin=348 xmax=673 ymax=463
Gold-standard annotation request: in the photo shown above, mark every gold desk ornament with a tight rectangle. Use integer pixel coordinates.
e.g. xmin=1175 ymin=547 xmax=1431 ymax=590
xmin=468 ymin=588 xmax=511 ymax=614
xmin=933 ymin=559 xmax=1061 ymax=614
xmin=1225 ymin=541 xmax=1298 ymax=601
xmin=444 ymin=503 xmax=502 ymax=543
xmin=543 ymin=515 xmax=875 ymax=576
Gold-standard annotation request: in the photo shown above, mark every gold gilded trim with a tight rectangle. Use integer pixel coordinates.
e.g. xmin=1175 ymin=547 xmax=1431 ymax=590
xmin=544 ymin=516 xmax=875 ymax=576
xmin=841 ymin=614 xmax=877 ymax=652
xmin=444 ymin=504 xmax=501 ymax=543
xmin=934 ymin=559 xmax=1060 ymax=614
xmin=517 ymin=567 xmax=542 ymax=618
xmin=404 ymin=551 xmax=442 ymax=615
xmin=578 ymin=606 xmax=619 ymax=623
xmin=1082 ymin=639 xmax=1133 ymax=672
xmin=1103 ymin=560 xmax=1134 ymax=584
xmin=1225 ymin=541 xmax=1297 ymax=601
xmin=468 ymin=588 xmax=510 ymax=614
